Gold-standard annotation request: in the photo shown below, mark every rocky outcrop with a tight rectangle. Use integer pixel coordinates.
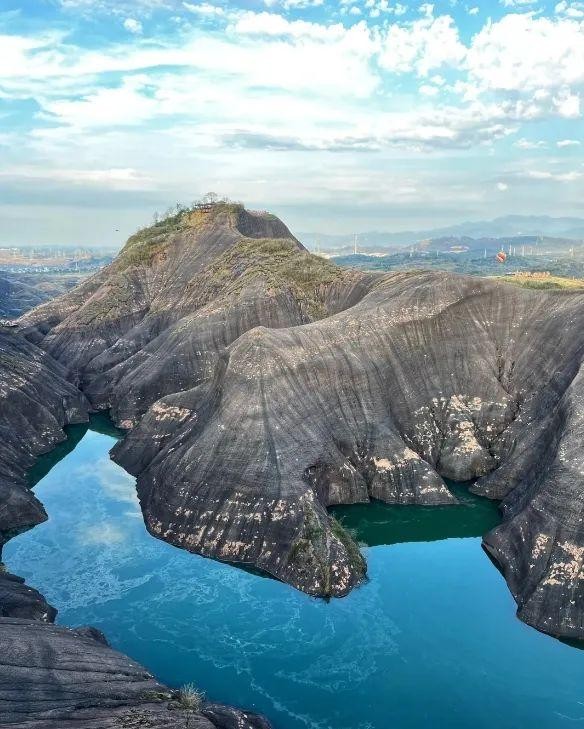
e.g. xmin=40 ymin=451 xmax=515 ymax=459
xmin=0 ymin=616 xmax=269 ymax=729
xmin=20 ymin=205 xmax=371 ymax=424
xmin=0 ymin=319 xmax=272 ymax=728
xmin=0 ymin=570 xmax=56 ymax=622
xmin=112 ymin=269 xmax=584 ymax=629
xmin=0 ymin=327 xmax=89 ymax=546
xmin=14 ymin=203 xmax=584 ymax=638
xmin=481 ymin=362 xmax=584 ymax=638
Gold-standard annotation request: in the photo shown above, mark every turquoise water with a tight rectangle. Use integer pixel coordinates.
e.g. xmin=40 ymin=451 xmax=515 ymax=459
xmin=4 ymin=419 xmax=584 ymax=729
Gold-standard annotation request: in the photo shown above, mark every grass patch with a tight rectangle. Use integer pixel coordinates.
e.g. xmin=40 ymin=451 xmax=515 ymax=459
xmin=207 ymin=237 xmax=343 ymax=319
xmin=114 ymin=201 xmax=245 ymax=273
xmin=176 ymin=683 xmax=205 ymax=712
xmin=331 ymin=516 xmax=366 ymax=575
xmin=288 ymin=507 xmax=366 ymax=595
xmin=492 ymin=274 xmax=584 ymax=291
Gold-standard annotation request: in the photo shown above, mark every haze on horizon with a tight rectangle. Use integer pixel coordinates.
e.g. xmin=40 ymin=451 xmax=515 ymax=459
xmin=0 ymin=0 xmax=582 ymax=248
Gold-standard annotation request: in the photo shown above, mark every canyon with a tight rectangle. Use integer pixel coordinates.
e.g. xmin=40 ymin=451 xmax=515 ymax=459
xmin=2 ymin=202 xmax=584 ymax=725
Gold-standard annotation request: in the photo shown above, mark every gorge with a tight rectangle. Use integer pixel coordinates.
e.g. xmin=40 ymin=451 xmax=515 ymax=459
xmin=2 ymin=202 xmax=584 ymax=726
xmin=4 ymin=417 xmax=584 ymax=729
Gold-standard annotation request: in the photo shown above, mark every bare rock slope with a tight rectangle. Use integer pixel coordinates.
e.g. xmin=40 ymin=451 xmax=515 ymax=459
xmin=17 ymin=203 xmax=584 ymax=639
xmin=0 ymin=614 xmax=270 ymax=729
xmin=0 ymin=322 xmax=270 ymax=728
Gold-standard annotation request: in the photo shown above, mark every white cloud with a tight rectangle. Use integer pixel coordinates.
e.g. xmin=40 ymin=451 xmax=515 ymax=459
xmin=59 ymin=0 xmax=170 ymax=15
xmin=500 ymin=0 xmax=537 ymax=6
xmin=379 ymin=12 xmax=466 ymax=76
xmin=419 ymin=83 xmax=440 ymax=96
xmin=183 ymin=2 xmax=225 ymax=17
xmin=553 ymin=89 xmax=581 ymax=117
xmin=0 ymin=165 xmax=154 ymax=190
xmin=497 ymin=182 xmax=509 ymax=190
xmin=555 ymin=1 xmax=584 ymax=19
xmin=557 ymin=139 xmax=582 ymax=147
xmin=123 ymin=18 xmax=143 ymax=34
xmin=366 ymin=1 xmax=408 ymax=17
xmin=80 ymin=523 xmax=127 ymax=545
xmin=0 ymin=2 xmax=583 ymax=240
xmin=263 ymin=0 xmax=325 ymax=8
xmin=525 ymin=169 xmax=583 ymax=181
xmin=514 ymin=138 xmax=547 ymax=149
xmin=466 ymin=14 xmax=584 ymax=93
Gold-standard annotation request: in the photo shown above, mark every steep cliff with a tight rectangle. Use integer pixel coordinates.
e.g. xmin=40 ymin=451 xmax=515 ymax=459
xmin=0 ymin=321 xmax=271 ymax=729
xmin=15 ymin=203 xmax=584 ymax=639
xmin=0 ymin=327 xmax=88 ymax=546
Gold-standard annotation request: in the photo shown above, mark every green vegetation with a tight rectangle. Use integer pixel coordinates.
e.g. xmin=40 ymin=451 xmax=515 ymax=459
xmin=116 ymin=214 xmax=183 ymax=271
xmin=334 ymin=251 xmax=584 ymax=281
xmin=114 ymin=195 xmax=244 ymax=273
xmin=289 ymin=506 xmax=365 ymax=596
xmin=208 ymin=237 xmax=343 ymax=319
xmin=331 ymin=516 xmax=366 ymax=575
xmin=141 ymin=690 xmax=173 ymax=703
xmin=88 ymin=196 xmax=348 ymax=322
xmin=493 ymin=274 xmax=584 ymax=291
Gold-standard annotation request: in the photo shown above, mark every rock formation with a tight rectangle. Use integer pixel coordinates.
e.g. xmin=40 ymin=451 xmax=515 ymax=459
xmin=0 ymin=320 xmax=271 ymax=728
xmin=0 ymin=611 xmax=270 ymax=729
xmin=11 ymin=202 xmax=584 ymax=641
xmin=0 ymin=327 xmax=88 ymax=546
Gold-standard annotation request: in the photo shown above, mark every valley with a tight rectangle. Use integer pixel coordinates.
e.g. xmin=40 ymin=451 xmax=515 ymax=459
xmin=2 ymin=202 xmax=584 ymax=727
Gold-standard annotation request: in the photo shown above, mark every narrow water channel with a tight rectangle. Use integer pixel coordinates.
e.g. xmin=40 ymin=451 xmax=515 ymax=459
xmin=4 ymin=417 xmax=584 ymax=729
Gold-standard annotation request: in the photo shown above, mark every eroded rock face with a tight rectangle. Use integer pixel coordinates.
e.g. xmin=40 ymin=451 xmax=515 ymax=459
xmin=111 ymin=270 xmax=584 ymax=625
xmin=14 ymin=204 xmax=584 ymax=638
xmin=481 ymin=363 xmax=584 ymax=638
xmin=0 ymin=327 xmax=89 ymax=545
xmin=0 ymin=617 xmax=268 ymax=729
xmin=0 ymin=320 xmax=272 ymax=729
xmin=0 ymin=570 xmax=57 ymax=622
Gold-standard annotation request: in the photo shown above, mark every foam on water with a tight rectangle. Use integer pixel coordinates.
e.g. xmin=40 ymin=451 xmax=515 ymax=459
xmin=4 ymin=421 xmax=584 ymax=729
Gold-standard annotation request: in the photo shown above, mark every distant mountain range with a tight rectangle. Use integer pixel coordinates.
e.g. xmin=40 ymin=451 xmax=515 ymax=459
xmin=301 ymin=215 xmax=584 ymax=251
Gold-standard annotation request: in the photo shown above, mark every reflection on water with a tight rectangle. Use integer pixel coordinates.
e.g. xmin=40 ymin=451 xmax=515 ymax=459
xmin=331 ymin=481 xmax=500 ymax=547
xmin=5 ymin=421 xmax=584 ymax=729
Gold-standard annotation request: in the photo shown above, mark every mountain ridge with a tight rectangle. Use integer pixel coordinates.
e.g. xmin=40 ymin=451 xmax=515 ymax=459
xmin=302 ymin=214 xmax=584 ymax=249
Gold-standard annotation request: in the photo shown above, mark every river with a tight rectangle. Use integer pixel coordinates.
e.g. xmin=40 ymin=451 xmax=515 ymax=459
xmin=4 ymin=416 xmax=584 ymax=729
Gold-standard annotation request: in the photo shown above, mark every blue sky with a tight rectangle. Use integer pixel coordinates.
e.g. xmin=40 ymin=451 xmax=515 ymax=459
xmin=0 ymin=0 xmax=583 ymax=246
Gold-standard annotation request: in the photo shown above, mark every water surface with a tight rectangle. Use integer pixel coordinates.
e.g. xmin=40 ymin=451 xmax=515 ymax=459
xmin=5 ymin=419 xmax=584 ymax=729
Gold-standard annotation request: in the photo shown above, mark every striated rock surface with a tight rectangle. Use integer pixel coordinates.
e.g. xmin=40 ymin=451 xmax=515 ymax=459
xmin=0 ymin=616 xmax=269 ymax=729
xmin=0 ymin=327 xmax=89 ymax=546
xmin=0 ymin=316 xmax=272 ymax=728
xmin=14 ymin=202 xmax=584 ymax=638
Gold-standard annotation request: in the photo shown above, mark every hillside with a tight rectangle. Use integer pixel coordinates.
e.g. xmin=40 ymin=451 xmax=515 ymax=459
xmin=10 ymin=202 xmax=584 ymax=640
xmin=494 ymin=273 xmax=584 ymax=290
xmin=0 ymin=272 xmax=85 ymax=318
xmin=21 ymin=202 xmax=370 ymax=427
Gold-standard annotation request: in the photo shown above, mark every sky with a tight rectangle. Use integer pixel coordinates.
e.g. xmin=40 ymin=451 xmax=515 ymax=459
xmin=0 ymin=0 xmax=583 ymax=246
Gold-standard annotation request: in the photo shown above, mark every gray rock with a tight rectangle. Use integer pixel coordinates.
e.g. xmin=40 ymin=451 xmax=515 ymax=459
xmin=13 ymin=204 xmax=584 ymax=638
xmin=0 ymin=304 xmax=273 ymax=727
xmin=0 ymin=617 xmax=266 ymax=729
xmin=0 ymin=570 xmax=56 ymax=622
xmin=0 ymin=327 xmax=89 ymax=545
